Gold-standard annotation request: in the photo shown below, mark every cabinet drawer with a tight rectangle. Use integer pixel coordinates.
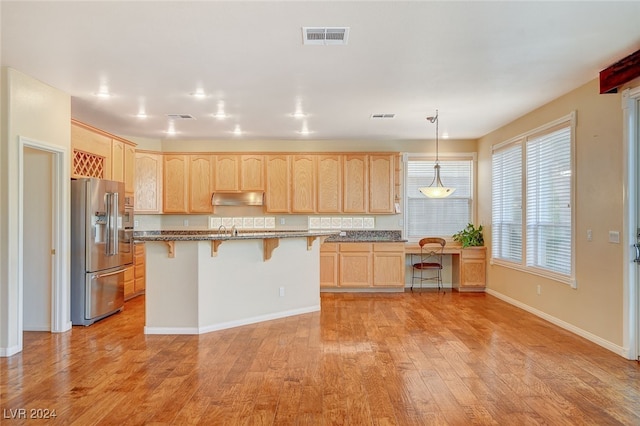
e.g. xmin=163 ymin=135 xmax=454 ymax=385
xmin=320 ymin=243 xmax=338 ymax=253
xmin=373 ymin=242 xmax=405 ymax=252
xmin=339 ymin=243 xmax=372 ymax=252
xmin=461 ymin=248 xmax=486 ymax=259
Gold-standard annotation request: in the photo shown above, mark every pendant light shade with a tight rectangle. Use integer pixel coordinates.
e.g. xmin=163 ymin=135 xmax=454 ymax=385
xmin=418 ymin=110 xmax=456 ymax=198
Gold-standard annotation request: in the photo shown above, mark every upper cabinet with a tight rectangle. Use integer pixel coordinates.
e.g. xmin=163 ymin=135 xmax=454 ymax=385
xmin=214 ymin=155 xmax=239 ymax=191
xmin=163 ymin=154 xmax=189 ymax=213
xmin=71 ymin=120 xmax=136 ymax=198
xmin=240 ymin=154 xmax=264 ymax=191
xmin=369 ymin=154 xmax=395 ymax=213
xmin=265 ymin=155 xmax=290 ymax=213
xmin=135 ymin=151 xmax=163 ymax=214
xmin=291 ymin=155 xmax=316 ymax=213
xmin=343 ymin=155 xmax=368 ymax=213
xmin=189 ymin=155 xmax=214 ymax=213
xmin=317 ymin=155 xmax=342 ymax=213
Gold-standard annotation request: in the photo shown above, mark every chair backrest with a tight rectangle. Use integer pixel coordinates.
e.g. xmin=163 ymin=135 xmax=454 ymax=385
xmin=418 ymin=237 xmax=446 ymax=261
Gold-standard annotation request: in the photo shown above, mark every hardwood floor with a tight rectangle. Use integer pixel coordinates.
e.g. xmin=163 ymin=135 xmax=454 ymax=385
xmin=2 ymin=291 xmax=640 ymax=425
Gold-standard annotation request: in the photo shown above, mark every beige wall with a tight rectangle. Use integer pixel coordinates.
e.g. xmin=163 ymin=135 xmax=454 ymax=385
xmin=478 ymin=78 xmax=626 ymax=349
xmin=0 ymin=68 xmax=71 ymax=355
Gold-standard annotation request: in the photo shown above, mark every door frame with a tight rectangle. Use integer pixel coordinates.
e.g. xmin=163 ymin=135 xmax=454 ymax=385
xmin=623 ymin=86 xmax=640 ymax=360
xmin=18 ymin=136 xmax=70 ymax=342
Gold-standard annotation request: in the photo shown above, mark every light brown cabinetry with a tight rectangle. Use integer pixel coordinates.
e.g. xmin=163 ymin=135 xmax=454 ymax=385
xmin=189 ymin=155 xmax=214 ymax=213
xmin=373 ymin=243 xmax=405 ymax=286
xmin=111 ymin=140 xmax=125 ymax=182
xmin=163 ymin=154 xmax=189 ymax=213
xmin=369 ymin=154 xmax=395 ymax=213
xmin=134 ymin=242 xmax=146 ymax=294
xmin=339 ymin=243 xmax=373 ymax=287
xmin=321 ymin=242 xmax=405 ymax=289
xmin=320 ymin=243 xmax=339 ymax=288
xmin=124 ymin=143 xmax=136 ymax=198
xmin=71 ymin=121 xmax=113 ymax=179
xmin=457 ymin=247 xmax=487 ymax=291
xmin=240 ymin=154 xmax=264 ymax=191
xmin=317 ymin=154 xmax=342 ymax=213
xmin=265 ymin=155 xmax=290 ymax=213
xmin=214 ymin=155 xmax=239 ymax=191
xmin=124 ymin=266 xmax=135 ymax=300
xmin=343 ymin=155 xmax=368 ymax=213
xmin=291 ymin=155 xmax=316 ymax=213
xmin=135 ymin=151 xmax=163 ymax=213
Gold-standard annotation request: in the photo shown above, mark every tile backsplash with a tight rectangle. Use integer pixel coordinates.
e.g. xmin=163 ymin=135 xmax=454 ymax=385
xmin=308 ymin=216 xmax=375 ymax=229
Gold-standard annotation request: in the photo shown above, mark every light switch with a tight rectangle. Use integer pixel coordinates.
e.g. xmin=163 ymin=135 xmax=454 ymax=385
xmin=586 ymin=229 xmax=592 ymax=241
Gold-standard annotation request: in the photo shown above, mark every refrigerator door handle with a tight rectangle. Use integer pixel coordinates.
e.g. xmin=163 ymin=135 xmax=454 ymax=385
xmin=93 ymin=268 xmax=126 ymax=279
xmin=105 ymin=192 xmax=112 ymax=256
xmin=111 ymin=192 xmax=119 ymax=255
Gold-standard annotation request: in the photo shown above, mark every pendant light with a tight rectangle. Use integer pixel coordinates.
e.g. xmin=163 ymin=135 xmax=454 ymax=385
xmin=419 ymin=110 xmax=456 ymax=198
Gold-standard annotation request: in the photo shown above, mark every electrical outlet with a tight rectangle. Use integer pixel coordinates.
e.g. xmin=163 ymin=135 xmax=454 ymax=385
xmin=280 ymin=217 xmax=286 ymax=225
xmin=134 ymin=220 xmax=139 ymax=228
xmin=586 ymin=229 xmax=592 ymax=241
xmin=279 ymin=287 xmax=285 ymax=297
xmin=183 ymin=219 xmax=189 ymax=226
xmin=609 ymin=231 xmax=620 ymax=244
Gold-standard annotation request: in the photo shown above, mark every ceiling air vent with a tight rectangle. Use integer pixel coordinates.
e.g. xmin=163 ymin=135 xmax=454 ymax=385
xmin=370 ymin=113 xmax=396 ymax=119
xmin=302 ymin=27 xmax=350 ymax=45
xmin=167 ymin=114 xmax=196 ymax=120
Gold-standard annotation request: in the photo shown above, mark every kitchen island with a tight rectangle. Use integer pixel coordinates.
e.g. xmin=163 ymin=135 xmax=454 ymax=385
xmin=134 ymin=230 xmax=337 ymax=335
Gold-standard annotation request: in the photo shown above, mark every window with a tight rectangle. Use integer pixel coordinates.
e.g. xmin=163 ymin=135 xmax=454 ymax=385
xmin=405 ymin=155 xmax=474 ymax=240
xmin=491 ymin=113 xmax=575 ymax=283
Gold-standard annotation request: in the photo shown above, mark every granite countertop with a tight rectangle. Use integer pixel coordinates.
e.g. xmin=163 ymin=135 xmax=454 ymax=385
xmin=323 ymin=230 xmax=406 ymax=243
xmin=133 ymin=229 xmax=339 ymax=242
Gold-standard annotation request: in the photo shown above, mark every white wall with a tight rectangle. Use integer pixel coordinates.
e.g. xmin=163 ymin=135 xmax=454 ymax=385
xmin=0 ymin=68 xmax=70 ymax=356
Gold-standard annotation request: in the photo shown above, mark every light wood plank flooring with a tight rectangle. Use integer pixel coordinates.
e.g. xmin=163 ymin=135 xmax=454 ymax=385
xmin=2 ymin=291 xmax=640 ymax=425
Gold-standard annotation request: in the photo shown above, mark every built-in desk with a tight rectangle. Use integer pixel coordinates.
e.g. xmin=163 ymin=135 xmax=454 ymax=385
xmin=405 ymin=243 xmax=487 ymax=292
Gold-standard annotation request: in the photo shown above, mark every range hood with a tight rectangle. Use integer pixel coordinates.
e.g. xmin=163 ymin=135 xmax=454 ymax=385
xmin=211 ymin=191 xmax=264 ymax=206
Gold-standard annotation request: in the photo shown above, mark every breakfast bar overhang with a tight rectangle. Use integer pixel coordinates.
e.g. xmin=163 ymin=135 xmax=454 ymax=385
xmin=135 ymin=231 xmax=337 ymax=335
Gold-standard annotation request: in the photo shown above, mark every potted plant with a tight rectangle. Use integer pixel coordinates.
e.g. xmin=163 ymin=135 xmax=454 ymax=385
xmin=452 ymin=223 xmax=484 ymax=248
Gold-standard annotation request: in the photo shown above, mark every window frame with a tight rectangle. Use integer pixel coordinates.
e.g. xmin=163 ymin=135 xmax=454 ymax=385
xmin=491 ymin=112 xmax=576 ymax=287
xmin=403 ymin=152 xmax=477 ymax=243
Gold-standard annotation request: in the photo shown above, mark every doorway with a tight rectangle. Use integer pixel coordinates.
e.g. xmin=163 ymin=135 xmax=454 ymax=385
xmin=623 ymin=87 xmax=640 ymax=361
xmin=18 ymin=137 xmax=70 ymax=340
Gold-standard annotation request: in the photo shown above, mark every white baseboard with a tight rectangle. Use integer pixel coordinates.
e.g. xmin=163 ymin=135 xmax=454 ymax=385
xmin=144 ymin=305 xmax=321 ymax=335
xmin=485 ymin=289 xmax=628 ymax=358
xmin=0 ymin=344 xmax=22 ymax=357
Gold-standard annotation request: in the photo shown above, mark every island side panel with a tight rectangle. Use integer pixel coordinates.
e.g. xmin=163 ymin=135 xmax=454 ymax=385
xmin=144 ymin=241 xmax=199 ymax=333
xmin=197 ymin=238 xmax=321 ymax=332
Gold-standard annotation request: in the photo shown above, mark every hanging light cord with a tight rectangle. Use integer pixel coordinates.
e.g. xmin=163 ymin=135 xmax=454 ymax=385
xmin=427 ymin=109 xmax=439 ymax=164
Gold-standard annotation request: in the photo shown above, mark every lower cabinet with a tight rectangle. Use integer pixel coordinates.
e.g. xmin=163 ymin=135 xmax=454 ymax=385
xmin=124 ymin=266 xmax=135 ymax=300
xmin=458 ymin=247 xmax=486 ymax=291
xmin=134 ymin=242 xmax=146 ymax=295
xmin=320 ymin=242 xmax=405 ymax=289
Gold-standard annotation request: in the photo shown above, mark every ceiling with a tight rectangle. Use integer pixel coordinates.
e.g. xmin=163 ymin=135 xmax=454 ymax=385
xmin=2 ymin=1 xmax=640 ymax=142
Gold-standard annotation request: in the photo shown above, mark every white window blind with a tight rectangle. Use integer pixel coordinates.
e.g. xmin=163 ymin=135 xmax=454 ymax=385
xmin=526 ymin=127 xmax=572 ymax=275
xmin=491 ymin=113 xmax=574 ymax=282
xmin=491 ymin=143 xmax=522 ymax=263
xmin=406 ymin=158 xmax=472 ymax=239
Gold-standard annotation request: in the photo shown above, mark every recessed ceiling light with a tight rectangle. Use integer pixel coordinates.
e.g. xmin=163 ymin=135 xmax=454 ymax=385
xmin=191 ymin=89 xmax=207 ymax=99
xmin=136 ymin=112 xmax=148 ymax=119
xmin=95 ymin=90 xmax=111 ymax=98
xmin=212 ymin=112 xmax=228 ymax=120
xmin=290 ymin=112 xmax=307 ymax=119
xmin=442 ymin=132 xmax=450 ymax=139
xmin=232 ymin=125 xmax=242 ymax=136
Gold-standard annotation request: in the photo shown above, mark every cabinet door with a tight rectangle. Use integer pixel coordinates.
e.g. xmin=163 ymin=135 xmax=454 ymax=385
xmin=135 ymin=152 xmax=163 ymax=213
xmin=189 ymin=155 xmax=214 ymax=213
xmin=240 ymin=154 xmax=264 ymax=191
xmin=460 ymin=248 xmax=486 ymax=289
xmin=317 ymin=154 xmax=342 ymax=213
xmin=134 ymin=243 xmax=146 ymax=293
xmin=111 ymin=140 xmax=125 ymax=182
xmin=373 ymin=243 xmax=405 ymax=287
xmin=163 ymin=154 xmax=189 ymax=213
xmin=265 ymin=155 xmax=290 ymax=213
xmin=343 ymin=155 xmax=368 ymax=213
xmin=291 ymin=155 xmax=316 ymax=213
xmin=369 ymin=154 xmax=394 ymax=213
xmin=124 ymin=143 xmax=136 ymax=197
xmin=320 ymin=243 xmax=339 ymax=288
xmin=124 ymin=266 xmax=135 ymax=300
xmin=338 ymin=243 xmax=372 ymax=287
xmin=214 ymin=154 xmax=239 ymax=191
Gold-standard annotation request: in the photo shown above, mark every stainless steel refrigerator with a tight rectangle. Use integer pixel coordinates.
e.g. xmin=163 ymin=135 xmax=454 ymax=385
xmin=71 ymin=178 xmax=133 ymax=325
